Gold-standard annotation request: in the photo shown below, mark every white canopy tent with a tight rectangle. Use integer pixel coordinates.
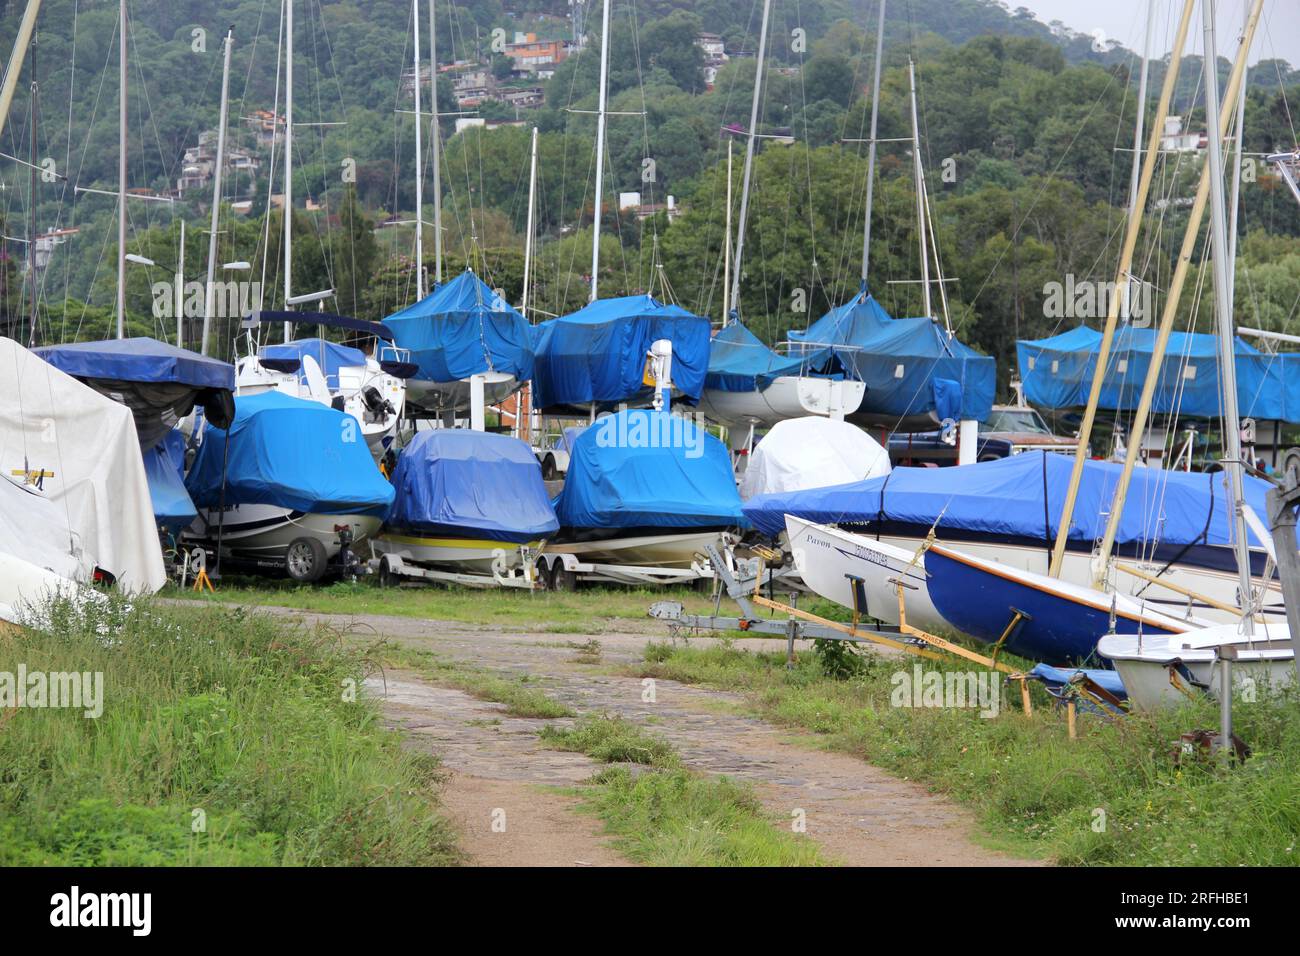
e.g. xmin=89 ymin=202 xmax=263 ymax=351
xmin=0 ymin=337 xmax=166 ymax=595
xmin=739 ymin=416 xmax=891 ymax=501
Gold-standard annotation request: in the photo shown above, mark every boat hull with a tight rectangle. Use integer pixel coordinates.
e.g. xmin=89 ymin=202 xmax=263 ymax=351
xmin=547 ymin=529 xmax=723 ymax=569
xmin=405 ymin=373 xmax=521 ymax=418
xmin=188 ymin=504 xmax=381 ymax=562
xmin=372 ymin=532 xmax=533 ymax=573
xmin=698 ymin=377 xmax=866 ymax=429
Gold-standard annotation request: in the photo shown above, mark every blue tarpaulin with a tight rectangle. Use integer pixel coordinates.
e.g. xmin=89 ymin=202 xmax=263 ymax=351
xmin=788 ymin=290 xmax=996 ymax=423
xmin=260 ymin=338 xmax=366 ymax=386
xmin=705 ymin=321 xmax=829 ymax=392
xmin=385 ymin=430 xmax=559 ymax=543
xmin=554 ymin=409 xmax=746 ymax=529
xmin=186 ymin=391 xmax=394 ymax=516
xmin=384 ymin=270 xmax=534 ymax=384
xmin=1017 ymin=324 xmax=1300 ymax=421
xmin=144 ymin=429 xmax=197 ymax=533
xmin=742 ymin=449 xmax=1269 ymax=550
xmin=531 ymin=295 xmax=711 ymax=410
xmin=35 ymin=336 xmax=235 ymax=390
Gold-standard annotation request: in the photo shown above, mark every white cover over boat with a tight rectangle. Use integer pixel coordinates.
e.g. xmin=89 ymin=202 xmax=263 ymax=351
xmin=740 ymin=417 xmax=890 ymax=501
xmin=1 ymin=337 xmax=166 ymax=594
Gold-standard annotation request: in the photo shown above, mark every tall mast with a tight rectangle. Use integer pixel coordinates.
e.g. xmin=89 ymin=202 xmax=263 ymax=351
xmin=201 ymin=27 xmax=234 ymax=356
xmin=1049 ymin=0 xmax=1197 ymax=578
xmin=412 ymin=0 xmax=425 ymax=298
xmin=1126 ymin=0 xmax=1155 ymax=220
xmin=1227 ymin=1 xmax=1249 ymax=306
xmin=728 ymin=0 xmax=772 ymax=318
xmin=282 ymin=0 xmax=293 ymax=343
xmin=521 ymin=126 xmax=538 ymax=315
xmin=721 ymin=140 xmax=732 ymax=322
xmin=907 ymin=58 xmax=931 ymax=319
xmin=429 ymin=0 xmax=442 ymax=284
xmin=26 ymin=32 xmax=38 ymax=347
xmin=588 ymin=0 xmax=612 ymax=302
xmin=116 ymin=0 xmax=127 ymax=339
xmin=860 ymin=0 xmax=886 ymax=287
xmin=1202 ymin=0 xmax=1254 ymax=631
xmin=1093 ymin=0 xmax=1264 ymax=584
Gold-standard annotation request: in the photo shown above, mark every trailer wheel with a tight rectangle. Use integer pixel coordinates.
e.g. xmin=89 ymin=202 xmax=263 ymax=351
xmin=377 ymin=555 xmax=400 ymax=589
xmin=552 ymin=562 xmax=577 ymax=592
xmin=286 ymin=537 xmax=328 ymax=583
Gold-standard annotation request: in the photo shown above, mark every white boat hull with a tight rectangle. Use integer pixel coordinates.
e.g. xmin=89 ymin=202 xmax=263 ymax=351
xmin=188 ymin=503 xmax=381 ymax=561
xmin=405 ymin=373 xmax=521 ymax=418
xmin=698 ymin=376 xmax=866 ymax=429
xmin=372 ymin=532 xmax=533 ymax=573
xmin=0 ymin=553 xmax=99 ymax=625
xmin=547 ymin=529 xmax=723 ymax=569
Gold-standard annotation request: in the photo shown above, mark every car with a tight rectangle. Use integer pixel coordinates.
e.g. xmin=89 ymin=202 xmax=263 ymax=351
xmin=980 ymin=405 xmax=1076 ymax=457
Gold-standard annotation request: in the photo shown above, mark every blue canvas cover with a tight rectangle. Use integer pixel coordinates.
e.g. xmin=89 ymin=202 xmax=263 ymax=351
xmin=705 ymin=321 xmax=829 ymax=392
xmin=185 ymin=391 xmax=394 ymax=516
xmin=554 ymin=409 xmax=746 ymax=529
xmin=531 ymin=295 xmax=711 ymax=410
xmin=35 ymin=336 xmax=235 ymax=390
xmin=385 ymin=430 xmax=559 ymax=543
xmin=260 ymin=338 xmax=366 ymax=386
xmin=1017 ymin=324 xmax=1300 ymax=421
xmin=788 ymin=291 xmax=995 ymax=422
xmin=742 ymin=449 xmax=1269 ymax=550
xmin=384 ymin=270 xmax=534 ymax=384
xmin=144 ymin=429 xmax=197 ymax=533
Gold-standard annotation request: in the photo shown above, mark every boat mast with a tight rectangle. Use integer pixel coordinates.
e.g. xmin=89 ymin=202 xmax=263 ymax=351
xmin=26 ymin=32 xmax=38 ymax=348
xmin=412 ymin=0 xmax=425 ymax=299
xmin=721 ymin=140 xmax=732 ymax=322
xmin=860 ymin=0 xmax=886 ymax=289
xmin=521 ymin=126 xmax=538 ymax=315
xmin=0 ymin=0 xmax=42 ymax=143
xmin=1226 ymin=1 xmax=1249 ymax=306
xmin=1126 ymin=0 xmax=1155 ymax=221
xmin=201 ymin=27 xmax=234 ymax=357
xmin=588 ymin=0 xmax=612 ymax=302
xmin=1202 ymin=0 xmax=1255 ymax=633
xmin=1048 ymin=0 xmax=1197 ymax=578
xmin=728 ymin=0 xmax=772 ymax=319
xmin=1093 ymin=0 xmax=1264 ymax=584
xmin=907 ymin=58 xmax=931 ymax=320
xmin=282 ymin=0 xmax=293 ymax=343
xmin=429 ymin=0 xmax=442 ymax=285
xmin=116 ymin=0 xmax=127 ymax=339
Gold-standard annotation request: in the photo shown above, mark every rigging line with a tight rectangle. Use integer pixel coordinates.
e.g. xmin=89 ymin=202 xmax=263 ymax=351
xmin=257 ymin=0 xmax=285 ymax=323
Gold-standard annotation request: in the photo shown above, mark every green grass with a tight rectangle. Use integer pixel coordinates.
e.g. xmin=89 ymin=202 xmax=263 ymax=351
xmin=0 ymin=597 xmax=459 ymax=866
xmin=178 ymin=576 xmax=721 ymax=631
xmin=379 ymin=644 xmax=574 ymax=719
xmin=539 ymin=715 xmax=823 ymax=866
xmin=632 ymin=642 xmax=1300 ymax=865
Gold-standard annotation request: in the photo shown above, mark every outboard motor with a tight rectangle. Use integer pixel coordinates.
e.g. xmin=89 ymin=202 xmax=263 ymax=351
xmin=361 ymin=385 xmax=395 ymax=422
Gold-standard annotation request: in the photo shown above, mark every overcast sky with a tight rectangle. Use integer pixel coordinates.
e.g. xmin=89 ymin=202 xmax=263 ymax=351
xmin=1010 ymin=1 xmax=1300 ymax=67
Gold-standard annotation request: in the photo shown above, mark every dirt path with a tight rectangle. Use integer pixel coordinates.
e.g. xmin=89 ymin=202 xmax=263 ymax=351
xmin=257 ymin=605 xmax=1040 ymax=866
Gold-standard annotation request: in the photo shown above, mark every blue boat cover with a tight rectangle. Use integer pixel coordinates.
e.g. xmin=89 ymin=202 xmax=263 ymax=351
xmin=705 ymin=321 xmax=829 ymax=392
xmin=35 ymin=336 xmax=235 ymax=390
xmin=1018 ymin=324 xmax=1300 ymax=421
xmin=788 ymin=291 xmax=996 ymax=423
xmin=144 ymin=429 xmax=197 ymax=533
xmin=1027 ymin=663 xmax=1127 ymax=700
xmin=742 ymin=449 xmax=1269 ymax=549
xmin=260 ymin=338 xmax=366 ymax=386
xmin=384 ymin=270 xmax=534 ymax=384
xmin=385 ymin=430 xmax=559 ymax=543
xmin=531 ymin=295 xmax=711 ymax=409
xmin=554 ymin=409 xmax=746 ymax=528
xmin=185 ymin=391 xmax=395 ymax=516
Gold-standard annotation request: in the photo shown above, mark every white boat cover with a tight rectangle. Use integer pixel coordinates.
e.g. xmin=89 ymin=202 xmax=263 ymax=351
xmin=0 ymin=337 xmax=166 ymax=594
xmin=740 ymin=416 xmax=890 ymax=501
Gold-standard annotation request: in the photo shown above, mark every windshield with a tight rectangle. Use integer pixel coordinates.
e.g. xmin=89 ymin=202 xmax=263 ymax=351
xmin=983 ymin=409 xmax=1052 ymax=435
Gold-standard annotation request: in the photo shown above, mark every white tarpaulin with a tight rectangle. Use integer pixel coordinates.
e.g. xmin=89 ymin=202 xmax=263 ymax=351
xmin=0 ymin=337 xmax=165 ymax=594
xmin=739 ymin=416 xmax=891 ymax=501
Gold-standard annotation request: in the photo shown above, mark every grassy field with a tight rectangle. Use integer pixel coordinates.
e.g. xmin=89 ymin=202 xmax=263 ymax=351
xmin=0 ymin=596 xmax=458 ymax=866
xmin=635 ymin=640 xmax=1300 ymax=866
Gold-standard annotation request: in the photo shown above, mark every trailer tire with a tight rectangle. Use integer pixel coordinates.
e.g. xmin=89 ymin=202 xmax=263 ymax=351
xmin=286 ymin=537 xmax=328 ymax=583
xmin=378 ymin=555 xmax=400 ymax=589
xmin=551 ymin=561 xmax=576 ymax=592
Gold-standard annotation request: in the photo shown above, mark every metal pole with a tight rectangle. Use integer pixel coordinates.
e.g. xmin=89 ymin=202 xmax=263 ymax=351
xmin=588 ymin=0 xmax=612 ymax=302
xmin=521 ymin=126 xmax=538 ymax=315
xmin=907 ymin=59 xmax=931 ymax=319
xmin=26 ymin=35 xmax=38 ymax=348
xmin=1127 ymin=0 xmax=1155 ymax=221
xmin=1050 ymin=0 xmax=1198 ymax=578
xmin=201 ymin=27 xmax=234 ymax=356
xmin=1226 ymin=0 xmax=1249 ymax=307
xmin=429 ymin=0 xmax=442 ymax=285
xmin=861 ymin=0 xmax=886 ymax=286
xmin=412 ymin=0 xmax=425 ymax=299
xmin=282 ymin=0 xmax=293 ymax=343
xmin=721 ymin=140 xmax=732 ymax=323
xmin=117 ymin=0 xmax=127 ymax=339
xmin=728 ymin=0 xmax=772 ymax=318
xmin=1203 ymin=0 xmax=1254 ymax=634
xmin=177 ymin=219 xmax=184 ymax=347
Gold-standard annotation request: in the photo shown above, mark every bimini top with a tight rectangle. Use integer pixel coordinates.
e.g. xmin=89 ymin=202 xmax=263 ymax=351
xmin=554 ymin=409 xmax=746 ymax=529
xmin=531 ymin=295 xmax=711 ymax=411
xmin=35 ymin=336 xmax=235 ymax=391
xmin=1017 ymin=324 xmax=1300 ymax=421
xmin=385 ymin=429 xmax=559 ymax=543
xmin=705 ymin=321 xmax=827 ymax=393
xmin=186 ymin=391 xmax=394 ymax=516
xmin=384 ymin=270 xmax=534 ymax=384
xmin=259 ymin=338 xmax=367 ymax=386
xmin=144 ymin=430 xmax=197 ymax=534
xmin=742 ymin=449 xmax=1269 ymax=551
xmin=788 ymin=290 xmax=995 ymax=424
